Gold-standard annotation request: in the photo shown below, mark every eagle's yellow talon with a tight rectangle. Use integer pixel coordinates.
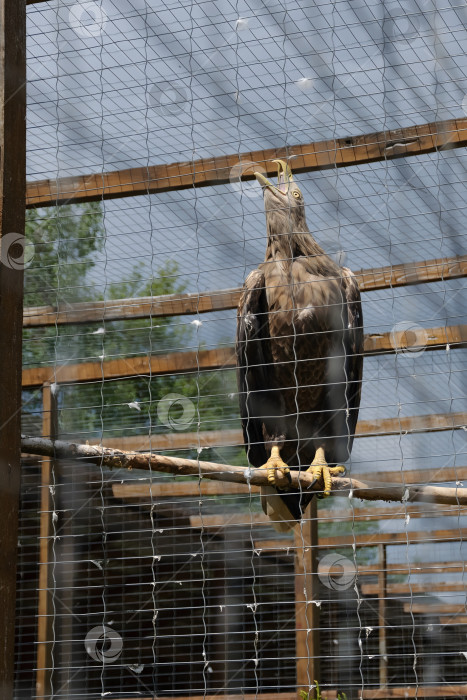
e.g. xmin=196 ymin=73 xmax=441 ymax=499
xmin=260 ymin=446 xmax=290 ymax=487
xmin=329 ymin=465 xmax=346 ymax=476
xmin=307 ymin=448 xmax=342 ymax=498
xmin=323 ymin=464 xmax=332 ymax=497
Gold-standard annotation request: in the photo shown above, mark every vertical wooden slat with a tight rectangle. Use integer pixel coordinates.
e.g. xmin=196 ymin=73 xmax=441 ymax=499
xmin=0 ymin=0 xmax=26 ymax=694
xmin=377 ymin=544 xmax=387 ymax=688
xmin=54 ymin=459 xmax=75 ymax=696
xmin=294 ymin=500 xmax=320 ymax=691
xmin=36 ymin=384 xmax=58 ymax=699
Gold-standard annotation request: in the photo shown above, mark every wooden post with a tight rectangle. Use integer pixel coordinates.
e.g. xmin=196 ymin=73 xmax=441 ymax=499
xmin=0 ymin=0 xmax=26 ymax=694
xmin=294 ymin=499 xmax=320 ymax=691
xmin=377 ymin=544 xmax=387 ymax=688
xmin=36 ymin=383 xmax=58 ymax=699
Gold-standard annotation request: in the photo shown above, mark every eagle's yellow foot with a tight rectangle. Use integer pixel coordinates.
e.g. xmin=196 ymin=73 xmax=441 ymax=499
xmin=306 ymin=447 xmax=346 ymax=497
xmin=260 ymin=445 xmax=291 ymax=487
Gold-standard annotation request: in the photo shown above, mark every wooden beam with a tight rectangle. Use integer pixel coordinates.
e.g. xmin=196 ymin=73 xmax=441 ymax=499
xmin=187 ymin=504 xmax=467 ymax=529
xmin=354 ymin=410 xmax=467 ymax=439
xmin=36 ymin=384 xmax=57 ymax=699
xmin=0 ymin=0 xmax=26 ymax=694
xmin=108 ymin=694 xmax=298 ymax=700
xmin=194 ymin=512 xmax=272 ymax=529
xmin=294 ymin=505 xmax=320 ymax=690
xmin=353 ymin=465 xmax=467 ymax=486
xmin=94 ymin=430 xmax=243 ymax=454
xmin=22 ymin=255 xmax=467 ymax=328
xmin=355 ymin=254 xmax=467 ymax=292
xmin=255 ymin=527 xmax=467 ymax=551
xmin=363 ymin=582 xmax=467 ymax=596
xmin=361 ymin=687 xmax=467 ymax=699
xmin=22 ymin=346 xmax=235 ymax=387
xmin=23 ymin=288 xmax=241 ymax=328
xmin=110 ymin=466 xmax=467 ymax=501
xmin=110 ymin=695 xmax=298 ymax=700
xmin=431 ymin=616 xmax=467 ymax=624
xmin=112 ymin=480 xmax=260 ymax=500
xmin=104 ymin=688 xmax=467 ymax=700
xmin=21 ymin=324 xmax=467 ymax=387
xmin=317 ymin=503 xmax=467 ymax=522
xmin=268 ymin=559 xmax=467 ymax=575
xmin=365 ymin=323 xmax=466 ymax=356
xmin=19 ymin=436 xmax=467 ymax=507
xmin=88 ymin=411 xmax=467 ymax=455
xmin=25 ymin=117 xmax=467 ymax=208
xmin=386 ymin=561 xmax=467 ymax=575
xmin=402 ymin=603 xmax=467 ymax=615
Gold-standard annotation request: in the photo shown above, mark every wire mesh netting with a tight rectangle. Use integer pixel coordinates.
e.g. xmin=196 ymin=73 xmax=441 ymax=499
xmin=14 ymin=0 xmax=467 ymax=698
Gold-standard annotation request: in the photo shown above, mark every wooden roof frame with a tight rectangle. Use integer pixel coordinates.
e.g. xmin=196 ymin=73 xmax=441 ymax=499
xmin=23 ymin=254 xmax=467 ymax=328
xmin=25 ymin=116 xmax=467 ymax=208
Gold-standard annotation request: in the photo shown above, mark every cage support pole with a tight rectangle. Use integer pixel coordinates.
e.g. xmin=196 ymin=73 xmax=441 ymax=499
xmin=20 ymin=437 xmax=467 ymax=506
xmin=0 ymin=0 xmax=26 ymax=693
xmin=377 ymin=544 xmax=387 ymax=688
xmin=294 ymin=500 xmax=320 ymax=690
xmin=36 ymin=384 xmax=57 ymax=699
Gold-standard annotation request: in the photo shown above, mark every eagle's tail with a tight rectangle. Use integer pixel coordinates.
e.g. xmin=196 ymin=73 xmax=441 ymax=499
xmin=260 ymin=485 xmax=296 ymax=533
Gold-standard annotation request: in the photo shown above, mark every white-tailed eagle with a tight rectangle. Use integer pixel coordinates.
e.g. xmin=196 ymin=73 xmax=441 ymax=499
xmin=236 ymin=160 xmax=363 ymax=531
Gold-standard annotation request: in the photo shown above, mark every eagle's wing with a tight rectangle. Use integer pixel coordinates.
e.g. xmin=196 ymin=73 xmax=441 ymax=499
xmin=236 ymin=269 xmax=300 ymax=531
xmin=236 ymin=268 xmax=276 ymax=468
xmin=341 ymin=267 xmax=364 ymax=448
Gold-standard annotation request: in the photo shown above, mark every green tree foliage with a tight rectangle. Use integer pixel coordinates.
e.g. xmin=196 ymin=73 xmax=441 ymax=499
xmin=22 ymin=203 xmax=240 ymax=451
xmin=23 ymin=202 xmax=104 ymax=366
xmin=24 ymin=201 xmax=104 ymax=307
xmin=300 ymin=684 xmax=347 ymax=700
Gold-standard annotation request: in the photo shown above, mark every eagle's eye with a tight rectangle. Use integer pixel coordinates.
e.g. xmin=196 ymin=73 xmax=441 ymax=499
xmin=292 ymin=190 xmax=300 ymax=199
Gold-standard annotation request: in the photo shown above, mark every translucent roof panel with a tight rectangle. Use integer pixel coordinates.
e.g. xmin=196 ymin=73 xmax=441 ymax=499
xmin=27 ymin=0 xmax=467 ymax=177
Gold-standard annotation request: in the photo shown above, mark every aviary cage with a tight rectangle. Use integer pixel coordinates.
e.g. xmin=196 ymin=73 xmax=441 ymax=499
xmin=0 ymin=0 xmax=466 ymax=699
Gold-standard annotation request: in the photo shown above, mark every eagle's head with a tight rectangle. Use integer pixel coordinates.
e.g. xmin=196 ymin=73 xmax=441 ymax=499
xmin=254 ymin=159 xmax=307 ymax=232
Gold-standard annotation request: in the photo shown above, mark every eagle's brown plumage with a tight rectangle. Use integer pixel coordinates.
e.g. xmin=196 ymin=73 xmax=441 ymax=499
xmin=236 ymin=160 xmax=363 ymax=531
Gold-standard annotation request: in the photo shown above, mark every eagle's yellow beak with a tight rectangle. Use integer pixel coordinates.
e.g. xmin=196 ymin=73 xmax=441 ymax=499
xmin=254 ymin=159 xmax=294 ymax=195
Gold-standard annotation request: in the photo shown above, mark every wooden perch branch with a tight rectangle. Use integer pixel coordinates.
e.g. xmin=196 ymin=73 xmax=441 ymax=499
xmin=21 ymin=436 xmax=467 ymax=506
